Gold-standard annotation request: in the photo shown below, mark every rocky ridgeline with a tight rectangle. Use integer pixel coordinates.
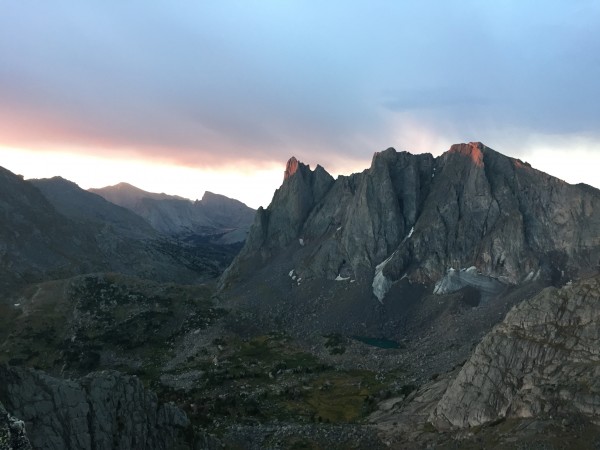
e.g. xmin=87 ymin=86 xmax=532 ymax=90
xmin=222 ymin=143 xmax=600 ymax=301
xmin=0 ymin=166 xmax=101 ymax=291
xmin=0 ymin=166 xmax=248 ymax=290
xmin=244 ymin=156 xmax=334 ymax=252
xmin=90 ymin=182 xmax=255 ymax=244
xmin=0 ymin=365 xmax=189 ymax=450
xmin=432 ymin=274 xmax=600 ymax=428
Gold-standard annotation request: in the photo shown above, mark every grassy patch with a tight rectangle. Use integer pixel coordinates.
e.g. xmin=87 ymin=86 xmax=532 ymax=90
xmin=285 ymin=370 xmax=384 ymax=423
xmin=323 ymin=333 xmax=346 ymax=355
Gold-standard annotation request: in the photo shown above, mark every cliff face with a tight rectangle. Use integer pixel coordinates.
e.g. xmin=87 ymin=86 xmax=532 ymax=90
xmin=241 ymin=157 xmax=334 ymax=254
xmin=431 ymin=274 xmax=600 ymax=429
xmin=0 ymin=366 xmax=189 ymax=450
xmin=222 ymin=143 xmax=600 ymax=300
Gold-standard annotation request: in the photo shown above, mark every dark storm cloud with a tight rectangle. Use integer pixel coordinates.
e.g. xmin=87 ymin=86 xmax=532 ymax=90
xmin=1 ymin=1 xmax=599 ymax=168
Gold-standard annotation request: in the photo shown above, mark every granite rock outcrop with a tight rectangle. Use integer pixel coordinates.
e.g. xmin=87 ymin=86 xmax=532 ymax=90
xmin=432 ymin=274 xmax=600 ymax=428
xmin=0 ymin=365 xmax=189 ymax=450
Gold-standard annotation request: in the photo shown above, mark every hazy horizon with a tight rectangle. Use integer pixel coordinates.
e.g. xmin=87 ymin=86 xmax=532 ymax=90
xmin=2 ymin=2 xmax=599 ymax=207
xmin=3 ymin=139 xmax=598 ymax=209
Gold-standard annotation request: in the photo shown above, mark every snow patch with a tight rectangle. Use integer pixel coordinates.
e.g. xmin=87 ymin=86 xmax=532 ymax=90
xmin=336 ymin=226 xmax=342 ymax=231
xmin=434 ymin=266 xmax=505 ymax=298
xmin=523 ymin=269 xmax=541 ymax=282
xmin=292 ymin=275 xmax=297 ymax=281
xmin=372 ymin=271 xmax=392 ymax=304
xmin=13 ymin=303 xmax=20 ymax=307
xmin=335 ymin=275 xmax=350 ymax=281
xmin=299 ymin=238 xmax=304 ymax=246
xmin=372 ymin=251 xmax=397 ymax=303
xmin=400 ymin=227 xmax=415 ymax=244
xmin=289 ymin=270 xmax=294 ymax=277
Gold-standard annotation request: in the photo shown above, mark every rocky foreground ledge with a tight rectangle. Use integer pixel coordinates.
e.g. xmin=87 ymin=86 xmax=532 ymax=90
xmin=0 ymin=400 xmax=31 ymax=450
xmin=0 ymin=366 xmax=189 ymax=450
xmin=432 ymin=274 xmax=600 ymax=428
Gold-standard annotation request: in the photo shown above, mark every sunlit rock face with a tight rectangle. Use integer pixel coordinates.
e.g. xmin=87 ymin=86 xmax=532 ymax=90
xmin=431 ymin=275 xmax=600 ymax=429
xmin=222 ymin=142 xmax=600 ymax=300
xmin=284 ymin=156 xmax=301 ymax=180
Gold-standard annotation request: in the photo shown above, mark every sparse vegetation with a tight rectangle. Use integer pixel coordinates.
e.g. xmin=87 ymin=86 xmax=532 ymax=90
xmin=1 ymin=276 xmax=403 ymax=441
xmin=323 ymin=333 xmax=346 ymax=355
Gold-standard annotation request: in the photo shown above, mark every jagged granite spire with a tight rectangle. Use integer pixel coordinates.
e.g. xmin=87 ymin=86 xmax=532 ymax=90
xmin=219 ymin=157 xmax=335 ymax=289
xmin=284 ymin=156 xmax=302 ymax=180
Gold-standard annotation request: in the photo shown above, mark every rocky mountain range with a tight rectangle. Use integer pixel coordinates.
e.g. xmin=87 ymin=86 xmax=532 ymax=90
xmin=220 ymin=143 xmax=600 ymax=339
xmin=30 ymin=177 xmax=158 ymax=240
xmin=2 ymin=142 xmax=600 ymax=449
xmin=214 ymin=142 xmax=600 ymax=446
xmin=225 ymin=142 xmax=600 ymax=291
xmin=90 ymin=182 xmax=255 ymax=244
xmin=0 ymin=169 xmax=252 ymax=294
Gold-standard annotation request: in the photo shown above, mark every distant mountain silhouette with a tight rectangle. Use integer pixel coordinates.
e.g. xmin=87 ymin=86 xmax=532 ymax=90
xmin=90 ymin=182 xmax=255 ymax=244
xmin=0 ymin=168 xmax=249 ymax=291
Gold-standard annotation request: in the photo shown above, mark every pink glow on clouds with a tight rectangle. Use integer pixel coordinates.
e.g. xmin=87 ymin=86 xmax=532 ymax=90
xmin=0 ymin=106 xmax=373 ymax=176
xmin=0 ymin=1 xmax=598 ymax=206
xmin=0 ymin=144 xmax=370 ymax=209
xmin=0 ymin=113 xmax=256 ymax=171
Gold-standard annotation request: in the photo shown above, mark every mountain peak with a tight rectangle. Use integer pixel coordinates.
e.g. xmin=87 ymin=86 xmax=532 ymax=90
xmin=33 ymin=176 xmax=80 ymax=189
xmin=112 ymin=181 xmax=138 ymax=190
xmin=200 ymin=190 xmax=251 ymax=209
xmin=284 ymin=156 xmax=309 ymax=181
xmin=447 ymin=142 xmax=487 ymax=166
xmin=201 ymin=191 xmax=224 ymax=201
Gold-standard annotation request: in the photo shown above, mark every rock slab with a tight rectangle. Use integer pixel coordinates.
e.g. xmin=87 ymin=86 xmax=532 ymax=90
xmin=432 ymin=275 xmax=600 ymax=428
xmin=0 ymin=366 xmax=189 ymax=450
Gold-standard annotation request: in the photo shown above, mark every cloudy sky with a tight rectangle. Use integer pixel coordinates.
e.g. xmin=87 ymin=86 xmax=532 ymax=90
xmin=1 ymin=1 xmax=599 ymax=207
